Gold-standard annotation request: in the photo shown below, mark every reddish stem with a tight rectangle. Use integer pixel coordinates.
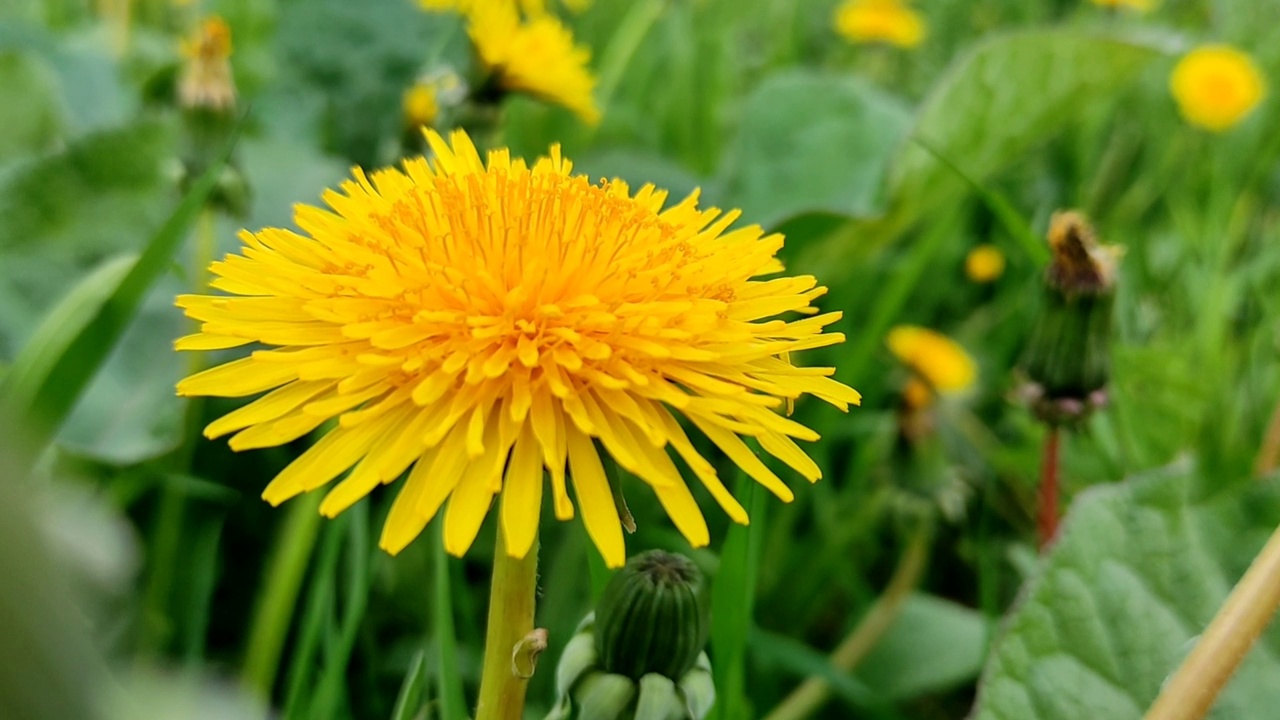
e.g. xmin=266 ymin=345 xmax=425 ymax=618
xmin=1038 ymin=427 xmax=1061 ymax=550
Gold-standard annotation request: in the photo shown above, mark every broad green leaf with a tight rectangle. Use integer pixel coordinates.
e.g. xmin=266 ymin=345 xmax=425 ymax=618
xmin=854 ymin=593 xmax=989 ymax=701
xmin=889 ymin=30 xmax=1167 ymax=217
xmin=0 ymin=50 xmax=62 ymax=163
xmin=748 ymin=628 xmax=895 ymax=714
xmin=0 ymin=22 xmax=130 ymax=134
xmin=0 ymin=130 xmax=231 ymax=455
xmin=971 ymin=465 xmax=1280 ymax=720
xmin=55 ymin=274 xmax=187 ymax=464
xmin=718 ymin=69 xmax=912 ymax=229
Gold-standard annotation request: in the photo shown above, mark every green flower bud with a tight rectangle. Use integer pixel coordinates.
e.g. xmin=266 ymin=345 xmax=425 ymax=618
xmin=545 ymin=552 xmax=716 ymax=720
xmin=1021 ymin=211 xmax=1121 ymax=426
xmin=595 ymin=550 xmax=709 ymax=682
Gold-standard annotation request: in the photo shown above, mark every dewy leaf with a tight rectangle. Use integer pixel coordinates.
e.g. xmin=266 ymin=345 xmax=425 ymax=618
xmin=889 ymin=30 xmax=1167 ymax=222
xmin=718 ymin=69 xmax=912 ymax=229
xmin=971 ymin=464 xmax=1280 ymax=720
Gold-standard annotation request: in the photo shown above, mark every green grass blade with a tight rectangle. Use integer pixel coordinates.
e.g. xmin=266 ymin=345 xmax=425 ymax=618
xmin=433 ymin=522 xmax=469 ymax=720
xmin=0 ymin=128 xmax=238 ymax=456
xmin=909 ymin=135 xmax=1050 ymax=268
xmin=749 ymin=628 xmax=902 ymax=719
xmin=710 ymin=474 xmax=765 ymax=720
xmin=389 ymin=649 xmax=429 ymax=720
xmin=312 ymin=502 xmax=373 ymax=720
xmin=281 ymin=510 xmax=345 ymax=719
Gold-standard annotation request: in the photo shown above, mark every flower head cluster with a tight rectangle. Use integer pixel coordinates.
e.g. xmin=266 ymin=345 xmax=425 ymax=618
xmin=1170 ymin=45 xmax=1267 ymax=132
xmin=833 ymin=0 xmax=926 ymax=49
xmin=178 ymin=16 xmax=236 ymax=111
xmin=175 ymin=130 xmax=859 ymax=567
xmin=419 ymin=0 xmax=600 ymax=123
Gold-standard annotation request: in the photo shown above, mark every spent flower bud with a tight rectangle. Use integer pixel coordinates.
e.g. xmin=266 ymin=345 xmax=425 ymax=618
xmin=1021 ymin=211 xmax=1121 ymax=426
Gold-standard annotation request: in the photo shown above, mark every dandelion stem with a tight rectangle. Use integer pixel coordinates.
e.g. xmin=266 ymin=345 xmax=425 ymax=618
xmin=475 ymin=531 xmax=539 ymax=720
xmin=763 ymin=525 xmax=930 ymax=720
xmin=1143 ymin=521 xmax=1280 ymax=720
xmin=1038 ymin=426 xmax=1061 ymax=549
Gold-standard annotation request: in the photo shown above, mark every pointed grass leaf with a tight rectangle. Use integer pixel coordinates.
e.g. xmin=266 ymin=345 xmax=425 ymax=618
xmin=390 ymin=649 xmax=428 ymax=720
xmin=433 ymin=522 xmax=469 ymax=720
xmin=971 ymin=464 xmax=1280 ymax=720
xmin=710 ymin=477 xmax=767 ymax=720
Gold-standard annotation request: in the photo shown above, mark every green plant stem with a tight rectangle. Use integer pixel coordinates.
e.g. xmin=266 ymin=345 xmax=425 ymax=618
xmin=1038 ymin=426 xmax=1061 ymax=549
xmin=763 ymin=525 xmax=931 ymax=720
xmin=242 ymin=491 xmax=324 ymax=700
xmin=1143 ymin=521 xmax=1280 ymax=720
xmin=474 ymin=530 xmax=540 ymax=720
xmin=590 ymin=0 xmax=665 ymax=126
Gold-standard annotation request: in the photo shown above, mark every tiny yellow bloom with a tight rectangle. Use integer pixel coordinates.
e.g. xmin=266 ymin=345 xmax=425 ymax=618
xmin=965 ymin=245 xmax=1005 ymax=283
xmin=467 ymin=1 xmax=600 ymax=124
xmin=887 ymin=326 xmax=976 ymax=394
xmin=1170 ymin=45 xmax=1267 ymax=132
xmin=1090 ymin=0 xmax=1155 ymax=11
xmin=175 ymin=129 xmax=859 ymax=568
xmin=402 ymin=84 xmax=440 ymax=128
xmin=833 ymin=0 xmax=926 ymax=49
xmin=178 ymin=16 xmax=236 ymax=111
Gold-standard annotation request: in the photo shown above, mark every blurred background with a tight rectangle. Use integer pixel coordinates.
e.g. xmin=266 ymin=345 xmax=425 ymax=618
xmin=2 ymin=0 xmax=1280 ymax=718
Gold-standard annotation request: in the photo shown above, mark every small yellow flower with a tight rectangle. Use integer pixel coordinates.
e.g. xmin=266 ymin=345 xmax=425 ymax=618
xmin=1090 ymin=0 xmax=1155 ymax=11
xmin=1170 ymin=45 xmax=1267 ymax=132
xmin=467 ymin=1 xmax=600 ymax=124
xmin=402 ymin=84 xmax=440 ymax=128
xmin=965 ymin=245 xmax=1005 ymax=283
xmin=175 ymin=129 xmax=859 ymax=568
xmin=887 ymin=326 xmax=976 ymax=394
xmin=178 ymin=16 xmax=236 ymax=111
xmin=833 ymin=0 xmax=926 ymax=49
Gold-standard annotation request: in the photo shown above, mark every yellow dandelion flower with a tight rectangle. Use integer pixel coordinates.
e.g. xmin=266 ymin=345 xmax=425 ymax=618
xmin=887 ymin=326 xmax=975 ymax=394
xmin=402 ymin=84 xmax=440 ymax=129
xmin=175 ymin=129 xmax=860 ymax=568
xmin=467 ymin=1 xmax=600 ymax=124
xmin=833 ymin=0 xmax=926 ymax=49
xmin=965 ymin=244 xmax=1005 ymax=283
xmin=1090 ymin=0 xmax=1155 ymax=11
xmin=178 ymin=16 xmax=236 ymax=111
xmin=1170 ymin=45 xmax=1267 ymax=132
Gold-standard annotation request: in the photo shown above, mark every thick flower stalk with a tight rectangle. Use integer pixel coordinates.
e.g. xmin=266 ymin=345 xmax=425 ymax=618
xmin=175 ymin=129 xmax=860 ymax=568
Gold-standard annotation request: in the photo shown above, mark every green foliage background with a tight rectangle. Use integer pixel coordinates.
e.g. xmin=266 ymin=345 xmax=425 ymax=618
xmin=2 ymin=0 xmax=1279 ymax=718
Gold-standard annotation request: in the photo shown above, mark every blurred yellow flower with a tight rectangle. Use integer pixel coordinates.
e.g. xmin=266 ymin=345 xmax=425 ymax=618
xmin=1170 ymin=45 xmax=1267 ymax=131
xmin=402 ymin=84 xmax=440 ymax=128
xmin=175 ymin=129 xmax=859 ymax=568
xmin=965 ymin=244 xmax=1005 ymax=283
xmin=1090 ymin=0 xmax=1155 ymax=11
xmin=178 ymin=16 xmax=235 ymax=111
xmin=887 ymin=326 xmax=976 ymax=393
xmin=833 ymin=0 xmax=926 ymax=49
xmin=468 ymin=1 xmax=600 ymax=124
